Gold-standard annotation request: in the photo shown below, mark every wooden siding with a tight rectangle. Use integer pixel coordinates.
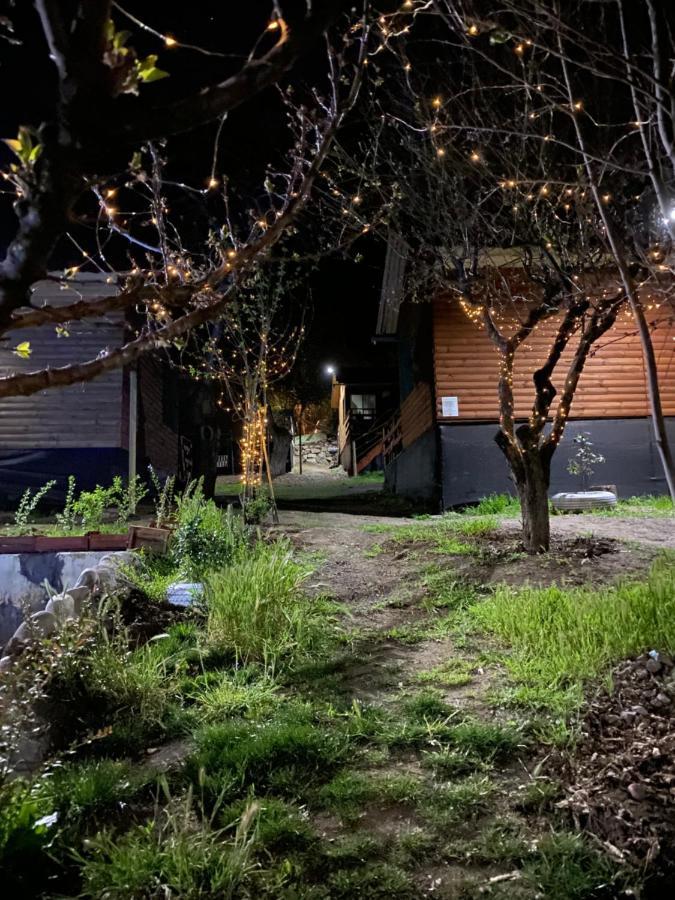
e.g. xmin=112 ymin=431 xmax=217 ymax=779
xmin=401 ymin=382 xmax=434 ymax=447
xmin=0 ymin=276 xmax=124 ymax=449
xmin=433 ymin=298 xmax=675 ymax=421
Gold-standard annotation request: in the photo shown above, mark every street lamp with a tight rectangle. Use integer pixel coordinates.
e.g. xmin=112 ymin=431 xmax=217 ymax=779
xmin=325 ymin=364 xmax=335 ymax=377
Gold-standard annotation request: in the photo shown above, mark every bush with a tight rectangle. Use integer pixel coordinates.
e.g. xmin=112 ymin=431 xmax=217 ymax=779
xmin=173 ymin=485 xmax=247 ymax=579
xmin=204 ymin=541 xmax=325 ymax=667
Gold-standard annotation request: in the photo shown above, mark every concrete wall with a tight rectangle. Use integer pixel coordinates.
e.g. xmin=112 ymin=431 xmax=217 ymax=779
xmin=0 ymin=550 xmax=128 ymax=645
xmin=385 ymin=428 xmax=439 ymax=504
xmin=440 ymin=416 xmax=675 ymax=508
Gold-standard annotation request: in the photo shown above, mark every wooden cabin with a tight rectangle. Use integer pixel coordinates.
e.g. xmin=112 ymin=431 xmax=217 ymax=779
xmin=375 ymin=250 xmax=675 ymax=507
xmin=0 ymin=274 xmax=234 ymax=503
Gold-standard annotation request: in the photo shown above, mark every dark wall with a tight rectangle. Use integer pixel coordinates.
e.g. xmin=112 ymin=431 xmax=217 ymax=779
xmin=0 ymin=448 xmax=129 ymax=506
xmin=440 ymin=417 xmax=675 ymax=507
xmin=385 ymin=428 xmax=439 ymax=504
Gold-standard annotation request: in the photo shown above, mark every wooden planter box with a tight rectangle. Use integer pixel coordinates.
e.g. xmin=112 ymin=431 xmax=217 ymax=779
xmin=0 ymin=535 xmax=37 ymax=553
xmin=35 ymin=535 xmax=89 ymax=552
xmin=128 ymin=525 xmax=171 ymax=554
xmin=87 ymin=532 xmax=130 ymax=551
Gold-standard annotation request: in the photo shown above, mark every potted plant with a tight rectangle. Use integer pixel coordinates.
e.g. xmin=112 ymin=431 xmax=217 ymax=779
xmin=552 ymin=433 xmax=616 ymax=512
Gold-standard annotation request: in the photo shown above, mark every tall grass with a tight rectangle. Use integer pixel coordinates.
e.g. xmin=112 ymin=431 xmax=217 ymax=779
xmin=204 ymin=541 xmax=326 ymax=667
xmin=471 ymin=555 xmax=675 ymax=696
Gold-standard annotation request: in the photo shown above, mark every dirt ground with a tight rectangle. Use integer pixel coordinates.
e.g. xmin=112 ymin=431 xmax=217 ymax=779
xmin=504 ymin=513 xmax=675 ymax=550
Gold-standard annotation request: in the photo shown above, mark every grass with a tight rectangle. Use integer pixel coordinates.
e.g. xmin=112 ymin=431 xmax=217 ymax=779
xmin=186 ymin=706 xmax=350 ymax=804
xmin=78 ymin=795 xmax=259 ymax=900
xmin=363 ymin=515 xmax=497 ymax=559
xmin=216 ymin=471 xmax=384 ymax=502
xmin=471 ymin=554 xmax=675 ymax=712
xmin=186 ymin=668 xmax=279 ymax=723
xmin=318 ymin=771 xmax=424 ymax=821
xmin=458 ymin=491 xmax=674 ymax=519
xmin=415 ymin=657 xmax=474 ymax=687
xmin=36 ymin=759 xmax=152 ymax=822
xmin=204 ymin=541 xmax=332 ymax=668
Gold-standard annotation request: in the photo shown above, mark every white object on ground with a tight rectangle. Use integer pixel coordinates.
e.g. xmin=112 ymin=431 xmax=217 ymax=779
xmin=167 ymin=582 xmax=203 ymax=607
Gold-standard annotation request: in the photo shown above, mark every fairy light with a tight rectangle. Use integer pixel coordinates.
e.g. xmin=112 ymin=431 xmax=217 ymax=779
xmin=164 ymin=35 xmax=177 ymax=47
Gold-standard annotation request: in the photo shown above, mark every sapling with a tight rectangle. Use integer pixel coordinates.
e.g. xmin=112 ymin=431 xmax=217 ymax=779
xmin=55 ymin=475 xmax=77 ymax=532
xmin=567 ymin=433 xmax=605 ymax=490
xmin=14 ymin=480 xmax=56 ymax=529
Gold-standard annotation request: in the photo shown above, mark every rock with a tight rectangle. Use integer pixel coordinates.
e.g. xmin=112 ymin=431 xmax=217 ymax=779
xmin=646 ymin=658 xmax=662 ymax=674
xmin=44 ymin=593 xmax=76 ymax=624
xmin=653 ymin=693 xmax=671 ymax=707
xmin=5 ymin=610 xmax=58 ymax=655
xmin=62 ymin=585 xmax=92 ymax=616
xmin=631 ymin=705 xmax=649 ymax=717
xmin=620 ymin=710 xmax=636 ymax=725
xmin=75 ymin=567 xmax=99 ymax=590
xmin=627 ymin=782 xmax=649 ymax=802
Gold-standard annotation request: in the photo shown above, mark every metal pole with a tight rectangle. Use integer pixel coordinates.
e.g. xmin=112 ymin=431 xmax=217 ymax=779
xmin=128 ymin=367 xmax=138 ymax=513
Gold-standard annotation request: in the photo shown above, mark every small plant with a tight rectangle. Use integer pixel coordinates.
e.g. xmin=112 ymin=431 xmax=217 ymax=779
xmin=14 ymin=480 xmax=56 ymax=528
xmin=109 ymin=474 xmax=148 ymax=524
xmin=241 ymin=488 xmax=273 ymax=525
xmin=71 ymin=483 xmax=113 ymax=530
xmin=54 ymin=475 xmax=77 ymax=532
xmin=148 ymin=465 xmax=176 ymax=528
xmin=567 ymin=432 xmax=605 ymax=490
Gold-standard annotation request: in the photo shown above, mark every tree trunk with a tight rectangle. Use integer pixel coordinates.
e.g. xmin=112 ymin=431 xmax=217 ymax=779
xmin=516 ymin=460 xmax=551 ymax=554
xmin=497 ymin=431 xmax=552 ymax=553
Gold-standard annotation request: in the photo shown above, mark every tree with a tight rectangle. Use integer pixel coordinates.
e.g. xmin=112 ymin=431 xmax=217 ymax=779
xmin=433 ymin=0 xmax=675 ymax=500
xmin=0 ymin=2 xmax=368 ymax=398
xmin=328 ymin=2 xmax=674 ymax=550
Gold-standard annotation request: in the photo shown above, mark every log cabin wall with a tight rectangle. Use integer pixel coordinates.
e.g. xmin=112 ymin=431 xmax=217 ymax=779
xmin=433 ymin=298 xmax=675 ymax=422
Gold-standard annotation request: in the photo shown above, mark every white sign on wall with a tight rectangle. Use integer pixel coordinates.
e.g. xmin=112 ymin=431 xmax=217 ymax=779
xmin=441 ymin=396 xmax=459 ymax=417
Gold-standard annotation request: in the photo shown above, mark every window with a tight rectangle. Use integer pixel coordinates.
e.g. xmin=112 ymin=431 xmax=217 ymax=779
xmin=350 ymin=393 xmax=377 ymax=420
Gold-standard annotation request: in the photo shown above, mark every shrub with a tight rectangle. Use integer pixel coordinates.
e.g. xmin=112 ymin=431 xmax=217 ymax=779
xmin=0 ymin=780 xmax=53 ymax=896
xmin=173 ymin=484 xmax=247 ymax=579
xmin=204 ymin=542 xmax=325 ymax=667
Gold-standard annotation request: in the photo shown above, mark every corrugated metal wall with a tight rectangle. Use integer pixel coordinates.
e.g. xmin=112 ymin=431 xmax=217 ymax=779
xmin=0 ymin=278 xmax=124 ymax=449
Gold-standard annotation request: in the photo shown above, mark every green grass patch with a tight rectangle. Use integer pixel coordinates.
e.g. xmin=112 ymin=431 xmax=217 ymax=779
xmin=77 ymin=797 xmax=259 ymax=899
xmin=186 ymin=707 xmax=349 ymax=805
xmin=36 ymin=759 xmax=152 ymax=823
xmin=318 ymin=771 xmax=424 ymax=821
xmin=363 ymin=517 xmax=490 ymax=555
xmin=415 ymin=658 xmax=474 ymax=687
xmin=421 ymin=775 xmax=495 ymax=829
xmin=470 ymin=555 xmax=675 ymax=713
